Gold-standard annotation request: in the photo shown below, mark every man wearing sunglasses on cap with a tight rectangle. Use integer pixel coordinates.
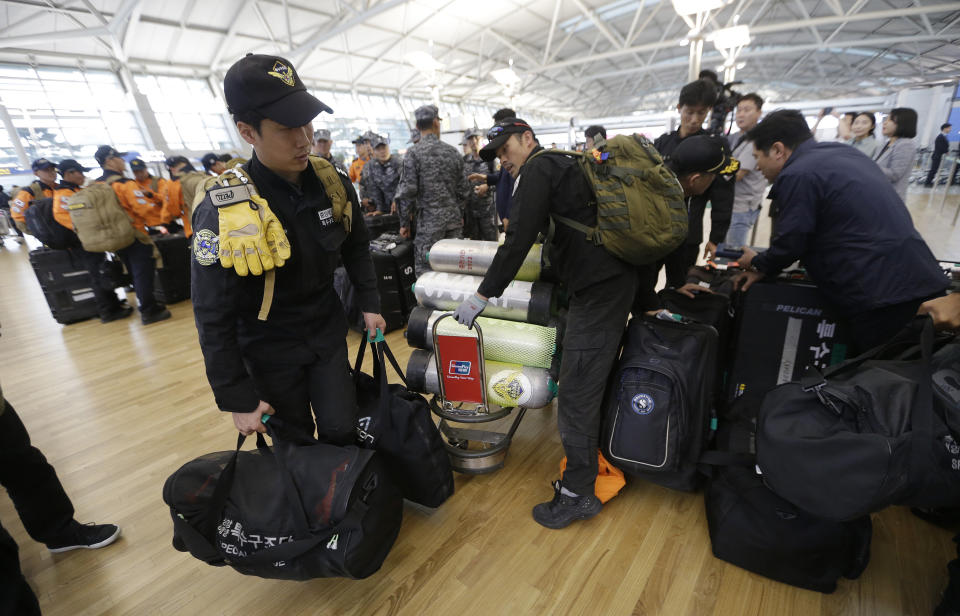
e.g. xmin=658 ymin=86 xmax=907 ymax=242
xmin=453 ymin=118 xmax=644 ymax=530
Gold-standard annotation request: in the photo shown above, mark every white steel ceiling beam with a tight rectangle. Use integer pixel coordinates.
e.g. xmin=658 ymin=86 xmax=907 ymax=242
xmin=570 ymin=0 xmax=624 ymax=49
xmin=208 ymin=0 xmax=258 ymax=70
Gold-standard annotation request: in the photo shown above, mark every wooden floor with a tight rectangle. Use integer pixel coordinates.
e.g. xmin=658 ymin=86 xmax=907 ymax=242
xmin=1 ymin=187 xmax=959 ymax=616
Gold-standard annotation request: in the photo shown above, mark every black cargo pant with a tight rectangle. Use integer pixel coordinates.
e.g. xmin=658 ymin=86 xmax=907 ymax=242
xmin=661 ymin=243 xmax=700 ymax=289
xmin=0 ymin=400 xmax=75 ymax=616
xmin=116 ymin=239 xmax=161 ymax=313
xmin=68 ymin=248 xmax=124 ymax=316
xmin=247 ymin=340 xmax=358 ymax=445
xmin=558 ymin=270 xmax=638 ymax=496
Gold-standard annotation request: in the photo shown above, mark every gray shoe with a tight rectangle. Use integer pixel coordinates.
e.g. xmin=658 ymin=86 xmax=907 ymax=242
xmin=532 ymin=480 xmax=602 ymax=529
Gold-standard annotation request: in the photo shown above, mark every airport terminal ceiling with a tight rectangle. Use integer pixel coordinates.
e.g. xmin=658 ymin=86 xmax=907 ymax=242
xmin=0 ymin=0 xmax=958 ymax=120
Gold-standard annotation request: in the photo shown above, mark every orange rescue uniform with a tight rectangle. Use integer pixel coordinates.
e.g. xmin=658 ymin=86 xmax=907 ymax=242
xmin=10 ymin=181 xmax=55 ymax=225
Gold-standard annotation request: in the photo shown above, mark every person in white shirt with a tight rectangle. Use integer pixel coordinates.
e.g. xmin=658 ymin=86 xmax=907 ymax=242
xmin=723 ymin=93 xmax=768 ymax=250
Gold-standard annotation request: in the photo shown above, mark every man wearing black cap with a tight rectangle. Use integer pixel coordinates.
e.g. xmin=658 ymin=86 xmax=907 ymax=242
xmin=53 ymin=159 xmax=133 ymax=323
xmin=733 ymin=109 xmax=946 ymax=353
xmin=10 ymin=159 xmax=57 ymax=233
xmin=311 ymin=129 xmax=346 ymax=174
xmin=461 ymin=128 xmax=497 ymax=241
xmin=92 ymin=144 xmax=171 ymax=325
xmin=395 ymin=104 xmax=471 ymax=275
xmin=452 ymin=118 xmax=641 ymax=529
xmin=653 ymin=79 xmax=735 ymax=287
xmin=359 ymin=134 xmax=403 ymax=215
xmin=201 ymin=153 xmax=226 ymax=176
xmin=191 ymin=53 xmax=384 ymax=440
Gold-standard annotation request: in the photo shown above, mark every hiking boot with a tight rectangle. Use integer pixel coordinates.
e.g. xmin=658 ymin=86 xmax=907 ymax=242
xmin=141 ymin=307 xmax=171 ymax=325
xmin=46 ymin=521 xmax=121 ymax=553
xmin=532 ymin=480 xmax=602 ymax=529
xmin=100 ymin=305 xmax=134 ymax=323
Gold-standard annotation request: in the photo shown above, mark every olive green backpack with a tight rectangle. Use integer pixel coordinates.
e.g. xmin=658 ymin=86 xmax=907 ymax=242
xmin=532 ymin=134 xmax=688 ymax=266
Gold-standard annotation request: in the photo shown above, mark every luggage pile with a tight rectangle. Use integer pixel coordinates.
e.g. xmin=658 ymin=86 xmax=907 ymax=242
xmin=598 ymin=258 xmax=912 ymax=593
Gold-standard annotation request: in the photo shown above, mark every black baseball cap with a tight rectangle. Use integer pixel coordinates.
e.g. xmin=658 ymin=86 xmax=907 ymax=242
xmin=94 ymin=145 xmax=126 ymax=166
xmin=224 ymin=54 xmax=332 ymax=127
xmin=667 ymin=135 xmax=739 ymax=176
xmin=31 ymin=158 xmax=56 ymax=172
xmin=130 ymin=158 xmax=147 ymax=171
xmin=201 ymin=153 xmax=221 ymax=171
xmin=57 ymin=159 xmax=91 ymax=174
xmin=479 ymin=118 xmax=534 ymax=162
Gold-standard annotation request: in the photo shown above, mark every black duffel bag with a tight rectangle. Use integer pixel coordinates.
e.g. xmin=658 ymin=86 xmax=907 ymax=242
xmin=353 ymin=334 xmax=454 ymax=508
xmin=757 ymin=317 xmax=960 ymax=521
xmin=163 ymin=418 xmax=402 ymax=580
xmin=702 ymin=395 xmax=872 ymax=593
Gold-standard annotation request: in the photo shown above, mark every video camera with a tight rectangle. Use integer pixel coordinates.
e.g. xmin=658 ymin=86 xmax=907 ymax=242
xmin=707 ymin=80 xmax=744 ymax=136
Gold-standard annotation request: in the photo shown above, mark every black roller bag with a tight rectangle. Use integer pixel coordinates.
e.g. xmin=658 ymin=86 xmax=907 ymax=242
xmin=163 ymin=419 xmax=403 ymax=580
xmin=756 ymin=317 xmax=960 ymax=521
xmin=363 ymin=213 xmax=400 ymax=241
xmin=601 ymin=313 xmax=718 ymax=491
xmin=353 ymin=335 xmax=454 ymax=508
xmin=28 ymin=247 xmax=100 ymax=324
xmin=153 ymin=232 xmax=190 ymax=303
xmin=701 ymin=395 xmax=872 ymax=593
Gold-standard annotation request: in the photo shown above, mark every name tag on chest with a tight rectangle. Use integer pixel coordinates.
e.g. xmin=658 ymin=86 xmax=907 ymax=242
xmin=317 ymin=207 xmax=335 ymax=227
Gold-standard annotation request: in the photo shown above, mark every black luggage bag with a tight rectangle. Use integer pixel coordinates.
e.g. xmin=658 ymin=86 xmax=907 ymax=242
xmin=163 ymin=419 xmax=403 ymax=580
xmin=369 ymin=233 xmax=416 ymax=332
xmin=601 ymin=313 xmax=718 ymax=491
xmin=364 ymin=213 xmax=400 ymax=241
xmin=727 ymin=275 xmax=851 ymax=404
xmin=756 ymin=317 xmax=960 ymax=521
xmin=353 ymin=335 xmax=454 ymax=507
xmin=702 ymin=395 xmax=872 ymax=593
xmin=28 ymin=247 xmax=100 ymax=324
xmin=24 ymin=197 xmax=80 ymax=250
xmin=153 ymin=233 xmax=190 ymax=303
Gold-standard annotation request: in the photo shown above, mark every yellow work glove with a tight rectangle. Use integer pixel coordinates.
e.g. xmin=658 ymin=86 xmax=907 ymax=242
xmin=253 ymin=194 xmax=291 ymax=268
xmin=218 ymin=196 xmax=278 ymax=276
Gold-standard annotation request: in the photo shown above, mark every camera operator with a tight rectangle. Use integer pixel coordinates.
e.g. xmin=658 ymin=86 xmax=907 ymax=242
xmin=699 ymin=70 xmax=743 ymax=136
xmin=653 ymin=78 xmax=736 ymax=287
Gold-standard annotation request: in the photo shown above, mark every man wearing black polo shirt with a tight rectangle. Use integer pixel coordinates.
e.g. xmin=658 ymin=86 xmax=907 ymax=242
xmin=191 ymin=53 xmax=385 ymax=440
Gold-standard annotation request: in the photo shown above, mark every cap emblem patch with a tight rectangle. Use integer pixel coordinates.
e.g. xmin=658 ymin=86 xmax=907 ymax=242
xmin=268 ymin=61 xmax=295 ymax=87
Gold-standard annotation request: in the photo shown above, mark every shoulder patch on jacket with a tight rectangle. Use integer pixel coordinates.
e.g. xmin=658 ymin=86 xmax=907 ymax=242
xmin=193 ymin=229 xmax=219 ymax=266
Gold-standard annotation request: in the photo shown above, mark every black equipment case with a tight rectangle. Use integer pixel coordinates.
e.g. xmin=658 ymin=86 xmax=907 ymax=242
xmin=727 ymin=275 xmax=851 ymax=404
xmin=28 ymin=247 xmax=99 ymax=324
xmin=153 ymin=233 xmax=191 ymax=304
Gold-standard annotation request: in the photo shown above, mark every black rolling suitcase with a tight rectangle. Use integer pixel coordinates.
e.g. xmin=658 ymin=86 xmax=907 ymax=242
xmin=363 ymin=213 xmax=400 ymax=241
xmin=601 ymin=313 xmax=718 ymax=491
xmin=369 ymin=233 xmax=416 ymax=332
xmin=28 ymin=247 xmax=100 ymax=324
xmin=727 ymin=274 xmax=851 ymax=405
xmin=153 ymin=233 xmax=191 ymax=303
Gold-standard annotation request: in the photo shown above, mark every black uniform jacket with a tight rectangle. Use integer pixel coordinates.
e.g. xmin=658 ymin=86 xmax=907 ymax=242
xmin=752 ymin=140 xmax=947 ymax=315
xmin=654 ymin=129 xmax=735 ymax=246
xmin=477 ymin=146 xmax=634 ymax=299
xmin=191 ymin=153 xmax=379 ymax=413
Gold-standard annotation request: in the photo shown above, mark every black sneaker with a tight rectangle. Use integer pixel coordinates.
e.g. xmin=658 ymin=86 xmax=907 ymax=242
xmin=46 ymin=521 xmax=121 ymax=553
xmin=100 ymin=305 xmax=134 ymax=323
xmin=532 ymin=480 xmax=602 ymax=529
xmin=141 ymin=307 xmax=171 ymax=325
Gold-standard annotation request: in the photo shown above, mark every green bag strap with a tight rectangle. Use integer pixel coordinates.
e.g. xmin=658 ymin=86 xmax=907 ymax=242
xmin=310 ymin=155 xmax=352 ymax=233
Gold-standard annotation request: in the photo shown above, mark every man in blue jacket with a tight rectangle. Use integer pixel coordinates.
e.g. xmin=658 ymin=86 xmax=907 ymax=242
xmin=735 ymin=109 xmax=946 ymax=352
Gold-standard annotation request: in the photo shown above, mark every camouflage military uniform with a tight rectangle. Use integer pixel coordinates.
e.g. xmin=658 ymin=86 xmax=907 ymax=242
xmin=396 ymin=133 xmax=470 ymax=276
xmin=462 ymin=153 xmax=498 ymax=241
xmin=359 ymin=154 xmax=404 ymax=214
xmin=320 ymin=153 xmax=347 ymax=175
